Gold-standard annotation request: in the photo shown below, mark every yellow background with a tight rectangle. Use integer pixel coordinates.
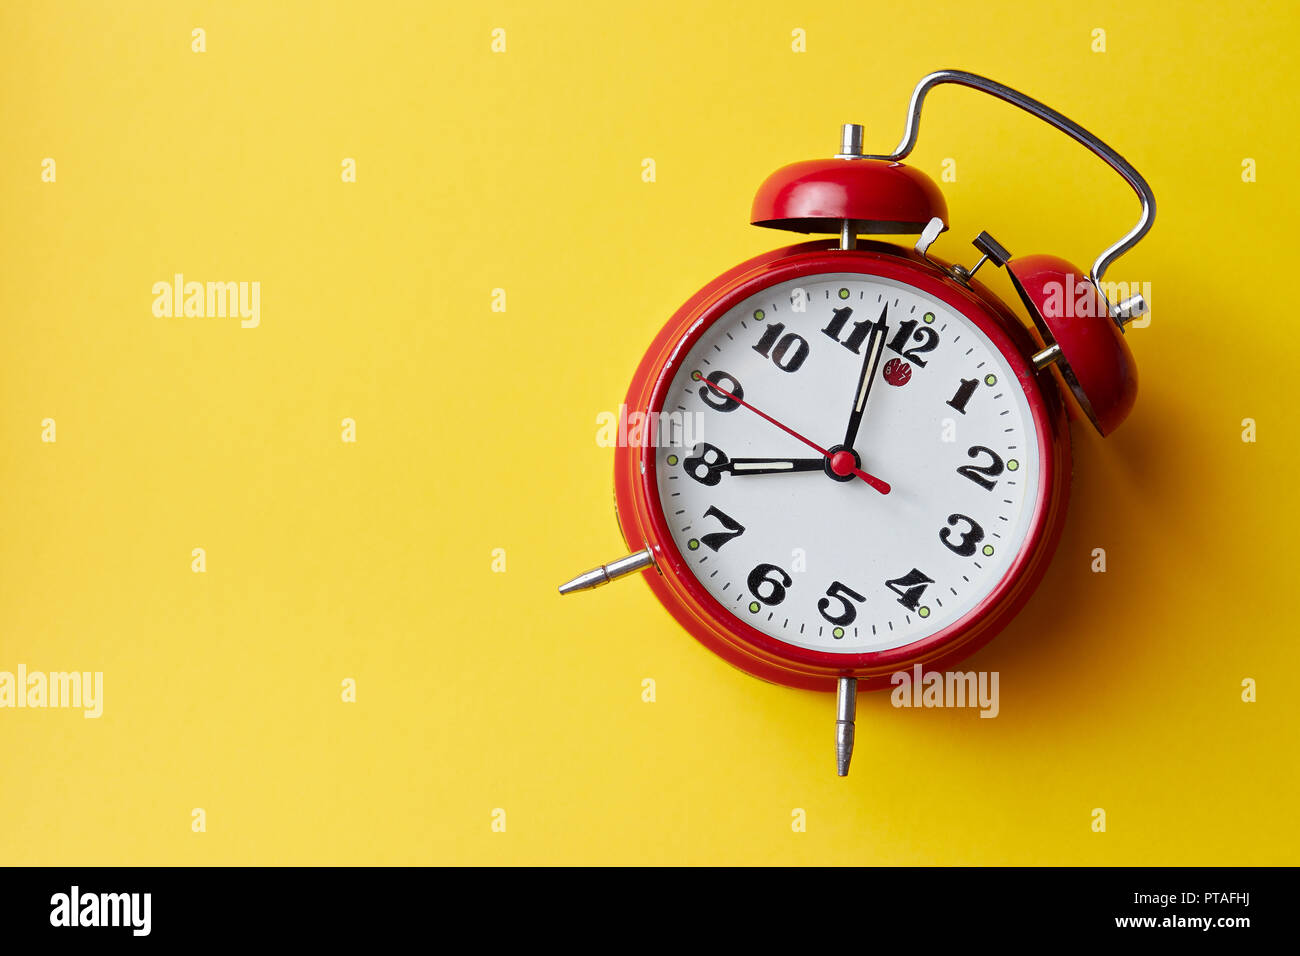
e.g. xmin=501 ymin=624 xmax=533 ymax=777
xmin=1 ymin=0 xmax=1295 ymax=865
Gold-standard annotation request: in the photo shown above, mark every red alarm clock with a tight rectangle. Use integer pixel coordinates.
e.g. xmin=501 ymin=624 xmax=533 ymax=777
xmin=559 ymin=70 xmax=1155 ymax=775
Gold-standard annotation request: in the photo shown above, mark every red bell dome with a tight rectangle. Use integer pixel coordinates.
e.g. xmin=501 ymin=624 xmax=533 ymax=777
xmin=751 ymin=157 xmax=948 ymax=236
xmin=1008 ymin=254 xmax=1138 ymax=436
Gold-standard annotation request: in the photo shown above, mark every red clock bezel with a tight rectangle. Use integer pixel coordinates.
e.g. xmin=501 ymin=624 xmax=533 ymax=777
xmin=613 ymin=240 xmax=1071 ymax=692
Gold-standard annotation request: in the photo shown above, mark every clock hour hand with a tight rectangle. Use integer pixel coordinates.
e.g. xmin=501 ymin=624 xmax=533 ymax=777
xmin=842 ymin=306 xmax=890 ymax=450
xmin=728 ymin=457 xmax=824 ymax=476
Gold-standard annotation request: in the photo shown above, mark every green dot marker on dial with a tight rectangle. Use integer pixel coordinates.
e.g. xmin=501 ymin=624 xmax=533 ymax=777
xmin=666 ymin=454 xmax=679 ymax=466
xmin=691 ymin=370 xmax=703 ymax=381
xmin=982 ymin=544 xmax=995 ymax=556
xmin=1007 ymin=459 xmax=1020 ymax=471
xmin=832 ymin=626 xmax=845 ymax=639
xmin=923 ymin=312 xmax=936 ymax=324
xmin=838 ymin=288 xmax=850 ymax=299
xmin=753 ymin=309 xmax=765 ymax=321
xmin=748 ymin=601 xmax=761 ymax=614
xmin=918 ymin=606 xmax=931 ymax=618
xmin=984 ymin=374 xmax=997 ymax=386
xmin=687 ymin=538 xmax=700 ymax=551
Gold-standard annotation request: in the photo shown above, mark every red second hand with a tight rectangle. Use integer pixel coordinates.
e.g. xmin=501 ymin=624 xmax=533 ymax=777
xmin=696 ymin=374 xmax=891 ymax=495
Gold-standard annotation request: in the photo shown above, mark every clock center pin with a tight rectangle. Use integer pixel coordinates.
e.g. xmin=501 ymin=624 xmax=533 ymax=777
xmin=823 ymin=445 xmax=861 ymax=482
xmin=829 ymin=450 xmax=857 ymax=477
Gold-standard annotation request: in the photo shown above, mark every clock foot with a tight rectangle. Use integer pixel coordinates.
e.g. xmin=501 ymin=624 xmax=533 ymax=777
xmin=836 ymin=677 xmax=857 ymax=776
xmin=557 ymin=548 xmax=655 ymax=595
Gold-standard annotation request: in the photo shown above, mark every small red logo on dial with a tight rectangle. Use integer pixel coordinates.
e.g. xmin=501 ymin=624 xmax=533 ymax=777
xmin=883 ymin=358 xmax=912 ymax=387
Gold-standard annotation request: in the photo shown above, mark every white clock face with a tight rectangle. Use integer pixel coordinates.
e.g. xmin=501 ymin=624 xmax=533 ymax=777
xmin=652 ymin=272 xmax=1042 ymax=655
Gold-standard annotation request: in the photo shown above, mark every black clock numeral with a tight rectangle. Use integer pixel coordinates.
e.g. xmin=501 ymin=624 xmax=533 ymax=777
xmin=821 ymin=306 xmax=852 ymax=341
xmin=884 ymin=567 xmax=934 ymax=611
xmin=957 ymin=445 xmax=1005 ymax=491
xmin=747 ymin=563 xmax=793 ymax=606
xmin=699 ymin=370 xmax=743 ymax=412
xmin=818 ymin=581 xmax=866 ymax=626
xmin=939 ymin=513 xmax=985 ymax=557
xmin=886 ymin=319 xmax=940 ymax=367
xmin=946 ymin=377 xmax=979 ymax=415
xmin=699 ymin=505 xmax=745 ymax=551
xmin=682 ymin=443 xmax=730 ymax=486
xmin=821 ymin=306 xmax=877 ymax=354
xmin=752 ymin=322 xmax=810 ymax=372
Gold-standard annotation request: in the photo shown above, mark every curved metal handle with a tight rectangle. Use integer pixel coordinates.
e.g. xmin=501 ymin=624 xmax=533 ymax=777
xmin=869 ymin=69 xmax=1155 ymax=311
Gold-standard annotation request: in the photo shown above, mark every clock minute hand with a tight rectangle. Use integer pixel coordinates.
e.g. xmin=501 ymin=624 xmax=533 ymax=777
xmin=842 ymin=306 xmax=890 ymax=450
xmin=696 ymin=375 xmax=891 ymax=495
xmin=729 ymin=458 xmax=824 ymax=476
